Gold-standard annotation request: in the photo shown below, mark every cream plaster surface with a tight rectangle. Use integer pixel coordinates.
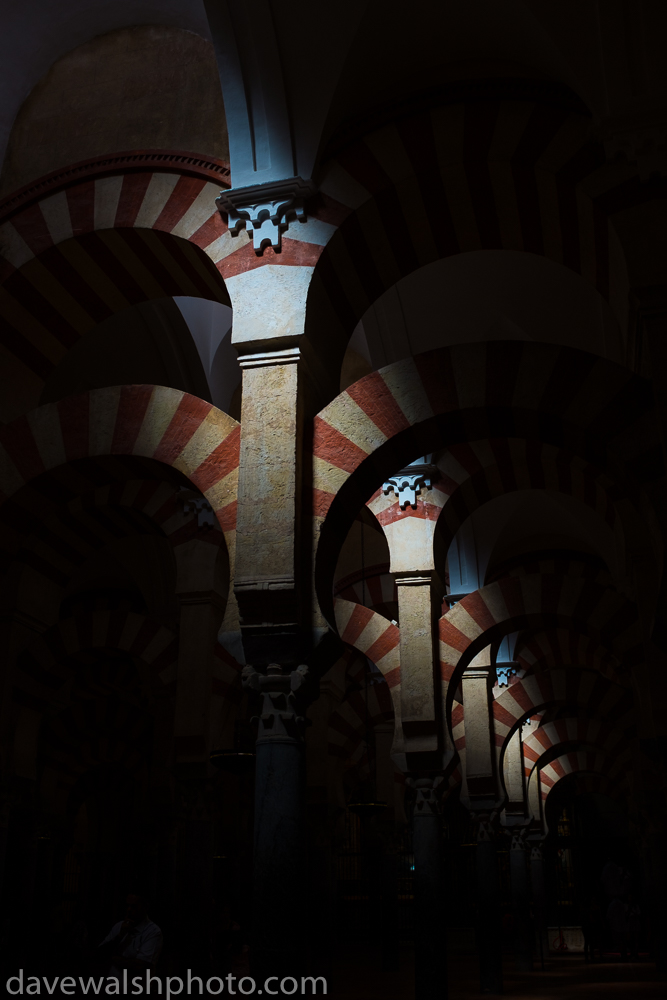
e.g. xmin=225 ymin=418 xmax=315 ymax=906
xmin=227 ymin=265 xmax=314 ymax=346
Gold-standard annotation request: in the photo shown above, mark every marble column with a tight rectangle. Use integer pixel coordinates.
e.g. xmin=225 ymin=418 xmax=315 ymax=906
xmin=410 ymin=777 xmax=447 ymax=1000
xmin=509 ymin=828 xmax=533 ymax=972
xmin=475 ymin=814 xmax=503 ymax=995
xmin=243 ymin=662 xmax=312 ymax=980
xmin=530 ymin=843 xmax=548 ymax=969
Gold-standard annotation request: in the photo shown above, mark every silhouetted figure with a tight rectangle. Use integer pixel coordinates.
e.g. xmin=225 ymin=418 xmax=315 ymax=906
xmin=99 ymin=893 xmax=163 ymax=983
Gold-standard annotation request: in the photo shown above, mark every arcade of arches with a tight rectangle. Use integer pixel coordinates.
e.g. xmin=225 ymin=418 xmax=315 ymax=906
xmin=1 ymin=3 xmax=667 ymax=998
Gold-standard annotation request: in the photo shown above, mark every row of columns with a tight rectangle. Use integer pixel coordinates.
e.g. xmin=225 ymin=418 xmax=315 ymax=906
xmin=236 ymin=662 xmax=552 ymax=998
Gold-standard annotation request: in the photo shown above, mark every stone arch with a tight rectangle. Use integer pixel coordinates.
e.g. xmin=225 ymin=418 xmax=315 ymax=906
xmin=0 ymin=385 xmax=239 ymax=530
xmin=538 ymin=750 xmax=630 ymax=805
xmin=332 ymin=597 xmax=400 ymax=759
xmin=0 ymin=154 xmax=237 ymax=414
xmin=313 ymin=342 xmax=660 ymax=625
xmin=514 ymin=627 xmax=621 ymax=677
xmin=0 ymin=386 xmax=240 ymax=636
xmin=15 ymin=608 xmax=178 ymax=711
xmin=492 ymin=669 xmax=631 ymax=757
xmin=327 ymin=650 xmax=394 ymax=769
xmin=12 ymin=608 xmax=178 ymax=790
xmin=306 ymin=90 xmax=666 ymax=360
xmin=522 ymin=715 xmax=635 ymax=778
xmin=439 ymin=575 xmax=641 ymax=698
xmin=526 ymin=749 xmax=631 ymax=832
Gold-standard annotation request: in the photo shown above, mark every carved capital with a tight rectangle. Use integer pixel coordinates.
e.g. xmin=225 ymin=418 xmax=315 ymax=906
xmin=474 ymin=811 xmax=499 ymax=843
xmin=530 ymin=843 xmax=544 ymax=863
xmin=242 ymin=662 xmax=312 ymax=742
xmin=599 ymin=115 xmax=667 ymax=181
xmin=216 ymin=177 xmax=316 ymax=254
xmin=383 ymin=455 xmax=438 ymax=510
xmin=510 ymin=826 xmax=529 ymax=852
xmin=177 ymin=486 xmax=216 ymax=530
xmin=407 ymin=775 xmax=445 ymax=817
xmin=495 ymin=660 xmax=520 ymax=688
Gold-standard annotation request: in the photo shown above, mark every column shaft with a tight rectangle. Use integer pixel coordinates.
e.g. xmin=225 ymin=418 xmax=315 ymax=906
xmin=410 ymin=779 xmax=447 ymax=1000
xmin=476 ymin=819 xmax=502 ymax=994
xmin=253 ymin=738 xmax=305 ymax=976
xmin=510 ymin=834 xmax=533 ymax=972
xmin=530 ymin=846 xmax=548 ymax=970
xmin=413 ymin=812 xmax=447 ymax=1000
xmin=243 ymin=663 xmax=311 ymax=980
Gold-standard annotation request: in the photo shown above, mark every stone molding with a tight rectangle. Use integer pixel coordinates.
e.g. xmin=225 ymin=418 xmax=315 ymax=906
xmin=236 ymin=346 xmax=301 ymax=369
xmin=0 ymin=149 xmax=231 ymax=223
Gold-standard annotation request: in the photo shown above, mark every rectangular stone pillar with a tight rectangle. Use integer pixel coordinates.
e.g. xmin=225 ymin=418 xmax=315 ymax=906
xmin=235 ymin=348 xmax=300 ymax=633
xmin=460 ymin=648 xmax=498 ymax=810
xmin=395 ymin=573 xmax=439 ymax=754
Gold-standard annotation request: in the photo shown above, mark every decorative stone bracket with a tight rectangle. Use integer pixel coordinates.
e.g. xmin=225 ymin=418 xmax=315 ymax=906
xmin=599 ymin=118 xmax=667 ymax=181
xmin=474 ymin=810 xmax=499 ymax=842
xmin=495 ymin=660 xmax=521 ymax=688
xmin=177 ymin=487 xmax=216 ymax=530
xmin=383 ymin=455 xmax=438 ymax=510
xmin=216 ymin=176 xmax=316 ymax=254
xmin=406 ymin=775 xmax=445 ymax=816
xmin=509 ymin=824 xmax=530 ymax=852
xmin=242 ymin=662 xmax=312 ymax=742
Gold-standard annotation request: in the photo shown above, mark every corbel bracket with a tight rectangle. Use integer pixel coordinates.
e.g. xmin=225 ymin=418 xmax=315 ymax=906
xmin=495 ymin=660 xmax=521 ymax=688
xmin=383 ymin=455 xmax=438 ymax=510
xmin=216 ymin=176 xmax=316 ymax=255
xmin=177 ymin=486 xmax=216 ymax=530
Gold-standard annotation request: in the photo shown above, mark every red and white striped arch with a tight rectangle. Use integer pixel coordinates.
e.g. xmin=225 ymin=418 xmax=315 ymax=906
xmin=537 ymin=749 xmax=630 ymax=803
xmin=332 ymin=597 xmax=400 ymax=760
xmin=0 ymin=385 xmax=239 ymax=533
xmin=2 ymin=477 xmax=226 ymax=590
xmin=307 ymin=92 xmax=667 ymax=351
xmin=439 ymin=575 xmax=641 ymax=694
xmin=523 ymin=715 xmax=635 ymax=778
xmin=492 ymin=669 xmax=630 ymax=753
xmin=514 ymin=627 xmax=621 ymax=678
xmin=14 ymin=608 xmax=178 ymax=713
xmin=313 ymin=343 xmax=657 ymax=625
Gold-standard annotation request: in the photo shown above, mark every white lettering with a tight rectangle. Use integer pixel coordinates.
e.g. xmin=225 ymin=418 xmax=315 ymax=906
xmin=6 ymin=971 xmax=23 ymax=995
xmin=264 ymin=978 xmax=278 ymax=996
xmin=301 ymin=978 xmax=327 ymax=995
xmin=79 ymin=977 xmax=105 ymax=995
xmin=187 ymin=971 xmax=203 ymax=995
xmin=166 ymin=977 xmax=183 ymax=999
xmin=280 ymin=979 xmax=298 ymax=996
xmin=146 ymin=972 xmax=161 ymax=995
